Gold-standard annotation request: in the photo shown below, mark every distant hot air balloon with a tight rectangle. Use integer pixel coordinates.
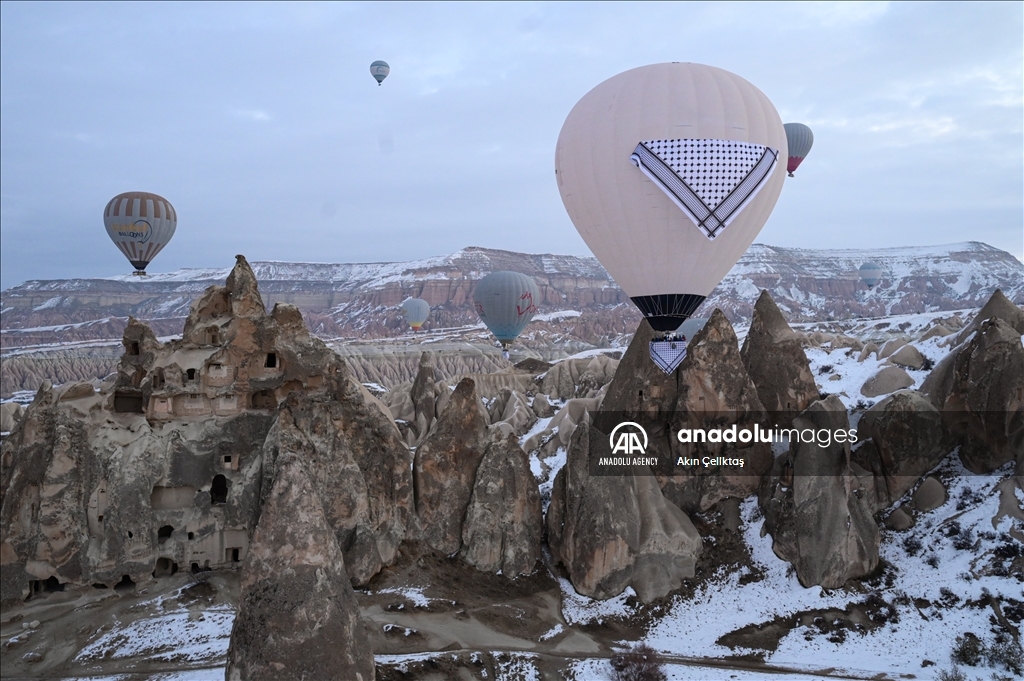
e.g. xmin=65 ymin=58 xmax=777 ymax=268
xmin=784 ymin=123 xmax=814 ymax=177
xmin=400 ymin=297 xmax=430 ymax=330
xmin=859 ymin=262 xmax=883 ymax=289
xmin=103 ymin=191 xmax=177 ymax=275
xmin=556 ymin=63 xmax=787 ymax=372
xmin=473 ymin=271 xmax=539 ymax=350
xmin=370 ymin=60 xmax=390 ymax=86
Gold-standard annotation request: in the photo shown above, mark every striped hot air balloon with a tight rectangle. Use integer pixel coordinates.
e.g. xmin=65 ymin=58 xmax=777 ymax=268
xmin=784 ymin=123 xmax=814 ymax=177
xmin=400 ymin=297 xmax=430 ymax=330
xmin=103 ymin=192 xmax=176 ymax=274
xmin=859 ymin=262 xmax=883 ymax=289
xmin=370 ymin=60 xmax=390 ymax=86
xmin=473 ymin=271 xmax=539 ymax=349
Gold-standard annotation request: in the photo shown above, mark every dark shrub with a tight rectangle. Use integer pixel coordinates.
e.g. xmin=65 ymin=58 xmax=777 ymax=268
xmin=611 ymin=643 xmax=666 ymax=681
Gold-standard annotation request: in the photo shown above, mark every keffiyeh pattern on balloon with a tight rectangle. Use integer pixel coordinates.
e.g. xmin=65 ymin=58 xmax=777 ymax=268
xmin=630 ymin=139 xmax=778 ymax=240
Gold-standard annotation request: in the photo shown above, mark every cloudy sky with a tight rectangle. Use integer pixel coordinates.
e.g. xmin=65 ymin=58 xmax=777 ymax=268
xmin=1 ymin=1 xmax=1021 ymax=289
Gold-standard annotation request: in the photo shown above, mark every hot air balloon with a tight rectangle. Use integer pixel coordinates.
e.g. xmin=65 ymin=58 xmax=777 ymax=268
xmin=370 ymin=60 xmax=390 ymax=86
xmin=400 ymin=297 xmax=430 ymax=330
xmin=103 ymin=191 xmax=177 ymax=275
xmin=473 ymin=271 xmax=539 ymax=351
xmin=784 ymin=123 xmax=814 ymax=177
xmin=555 ymin=62 xmax=787 ymax=372
xmin=859 ymin=262 xmax=883 ymax=289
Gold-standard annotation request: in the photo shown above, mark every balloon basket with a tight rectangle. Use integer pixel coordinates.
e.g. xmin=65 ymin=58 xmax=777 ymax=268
xmin=131 ymin=271 xmax=148 ymax=277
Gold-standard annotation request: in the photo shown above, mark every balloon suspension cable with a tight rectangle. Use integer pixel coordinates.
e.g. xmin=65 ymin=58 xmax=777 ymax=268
xmin=649 ymin=333 xmax=688 ymax=375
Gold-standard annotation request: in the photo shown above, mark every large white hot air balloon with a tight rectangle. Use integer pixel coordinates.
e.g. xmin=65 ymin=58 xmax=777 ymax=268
xmin=103 ymin=191 xmax=177 ymax=275
xmin=370 ymin=60 xmax=390 ymax=86
xmin=784 ymin=123 xmax=814 ymax=177
xmin=473 ymin=271 xmax=539 ymax=351
xmin=555 ymin=62 xmax=787 ymax=372
xmin=400 ymin=297 xmax=430 ymax=330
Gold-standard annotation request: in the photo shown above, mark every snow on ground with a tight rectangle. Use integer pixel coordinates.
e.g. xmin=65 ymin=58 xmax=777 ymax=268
xmin=74 ymin=601 xmax=233 ymax=666
xmin=643 ymin=462 xmax=1022 ymax=680
xmin=558 ymin=574 xmax=636 ymax=626
xmin=532 ymin=310 xmax=583 ymax=322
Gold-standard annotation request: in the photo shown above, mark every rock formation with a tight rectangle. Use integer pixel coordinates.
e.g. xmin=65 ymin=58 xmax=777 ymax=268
xmin=260 ymin=375 xmax=412 ymax=586
xmin=225 ymin=452 xmax=374 ymax=681
xmin=923 ymin=315 xmax=1024 ymax=473
xmin=601 ymin=311 xmax=772 ymax=513
xmin=740 ymin=290 xmax=820 ymax=417
xmin=412 ymin=378 xmax=491 ymax=555
xmin=547 ymin=419 xmax=702 ymax=602
xmin=460 ymin=432 xmax=542 ymax=577
xmin=856 ymin=390 xmax=946 ymax=509
xmin=0 ymin=255 xmax=378 ymax=603
xmin=860 ymin=366 xmax=914 ymax=398
xmin=953 ymin=288 xmax=1024 ymax=345
xmin=761 ymin=396 xmax=879 ymax=588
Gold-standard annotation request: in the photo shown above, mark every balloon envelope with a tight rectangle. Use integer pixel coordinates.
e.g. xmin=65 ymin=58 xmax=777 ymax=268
xmin=370 ymin=60 xmax=390 ymax=85
xmin=556 ymin=62 xmax=787 ymax=333
xmin=473 ymin=271 xmax=539 ymax=346
xmin=400 ymin=298 xmax=430 ymax=329
xmin=784 ymin=123 xmax=814 ymax=176
xmin=103 ymin=191 xmax=177 ymax=272
xmin=859 ymin=262 xmax=883 ymax=289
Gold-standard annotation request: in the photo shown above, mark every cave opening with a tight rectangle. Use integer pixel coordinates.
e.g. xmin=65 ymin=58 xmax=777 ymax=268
xmin=211 ymin=474 xmax=228 ymax=505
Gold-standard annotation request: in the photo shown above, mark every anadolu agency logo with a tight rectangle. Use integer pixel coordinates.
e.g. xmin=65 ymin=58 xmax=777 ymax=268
xmin=115 ymin=219 xmax=152 ymax=242
xmin=608 ymin=421 xmax=649 ymax=455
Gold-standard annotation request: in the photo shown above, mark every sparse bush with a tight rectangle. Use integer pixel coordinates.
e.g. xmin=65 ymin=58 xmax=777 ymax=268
xmin=953 ymin=527 xmax=976 ymax=551
xmin=951 ymin=632 xmax=986 ymax=666
xmin=818 ymin=391 xmax=831 ymax=400
xmin=936 ymin=667 xmax=966 ymax=681
xmin=939 ymin=587 xmax=961 ymax=606
xmin=818 ymin=364 xmax=834 ymax=375
xmin=921 ymin=355 xmax=935 ymax=371
xmin=994 ymin=540 xmax=1021 ymax=560
xmin=926 ymin=555 xmax=940 ymax=568
xmin=986 ymin=640 xmax=1024 ymax=675
xmin=903 ymin=536 xmax=923 ymax=556
xmin=610 ymin=643 xmax=666 ymax=681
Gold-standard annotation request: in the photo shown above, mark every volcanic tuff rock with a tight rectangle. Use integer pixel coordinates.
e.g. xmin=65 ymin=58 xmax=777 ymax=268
xmin=953 ymin=288 xmax=1024 ymax=346
xmin=761 ymin=396 xmax=879 ymax=589
xmin=922 ymin=315 xmax=1024 ymax=473
xmin=260 ymin=376 xmax=412 ymax=587
xmin=602 ymin=312 xmax=772 ymax=513
xmin=225 ymin=452 xmax=374 ymax=681
xmin=740 ymin=290 xmax=819 ymax=417
xmin=546 ymin=419 xmax=702 ymax=602
xmin=0 ymin=255 xmax=369 ymax=603
xmin=460 ymin=432 xmax=543 ymax=578
xmin=860 ymin=366 xmax=915 ymax=398
xmin=412 ymin=378 xmax=491 ymax=555
xmin=856 ymin=390 xmax=946 ymax=510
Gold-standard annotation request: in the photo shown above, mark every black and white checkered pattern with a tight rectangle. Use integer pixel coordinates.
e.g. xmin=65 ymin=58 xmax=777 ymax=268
xmin=630 ymin=139 xmax=778 ymax=240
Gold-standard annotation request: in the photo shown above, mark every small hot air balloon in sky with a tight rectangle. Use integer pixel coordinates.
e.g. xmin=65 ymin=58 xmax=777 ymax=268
xmin=473 ymin=271 xmax=539 ymax=351
xmin=859 ymin=262 xmax=883 ymax=289
xmin=400 ymin=297 xmax=430 ymax=330
xmin=784 ymin=123 xmax=814 ymax=177
xmin=370 ymin=60 xmax=390 ymax=86
xmin=556 ymin=62 xmax=787 ymax=372
xmin=103 ymin=191 xmax=176 ymax=275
